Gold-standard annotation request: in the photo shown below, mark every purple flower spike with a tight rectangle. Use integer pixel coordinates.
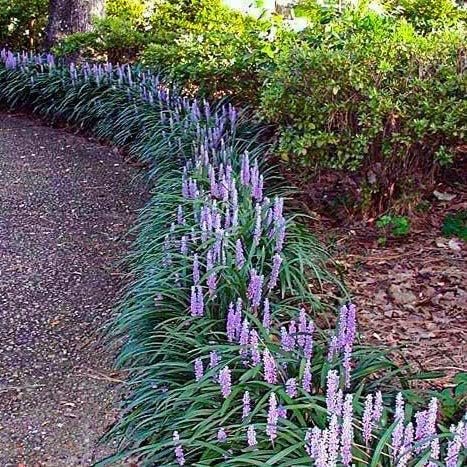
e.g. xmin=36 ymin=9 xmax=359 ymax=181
xmin=280 ymin=326 xmax=295 ymax=352
xmin=274 ymin=219 xmax=286 ymax=253
xmin=286 ymin=378 xmax=297 ymax=398
xmin=241 ymin=152 xmax=250 ymax=186
xmin=235 ymin=239 xmax=245 ymax=269
xmin=226 ymin=302 xmax=238 ymax=342
xmin=392 ymin=393 xmax=405 ymax=460
xmin=194 ymin=358 xmax=204 ymax=382
xmin=266 ymin=393 xmax=278 ymax=442
xmin=190 ymin=286 xmax=198 ymax=317
xmin=362 ymin=394 xmax=374 ymax=445
xmin=249 ymin=329 xmax=261 ymax=366
xmin=177 ymin=205 xmax=184 ymax=225
xmin=262 ymin=298 xmax=271 ymax=330
xmin=304 ymin=322 xmax=314 ymax=359
xmin=328 ymin=413 xmax=339 ymax=465
xmin=263 ymin=349 xmax=277 ymax=384
xmin=302 ymin=359 xmax=312 ymax=392
xmin=273 ymin=196 xmax=283 ymax=221
xmin=277 ymin=405 xmax=287 ymax=419
xmin=341 ymin=394 xmax=354 ymax=466
xmin=242 ymin=391 xmax=251 ymax=420
xmin=247 ymin=269 xmax=263 ymax=309
xmin=173 ymin=431 xmax=185 ymax=466
xmin=247 ymin=425 xmax=257 ymax=447
xmin=253 ymin=203 xmax=262 ymax=246
xmin=268 ymin=253 xmax=282 ymax=290
xmin=219 ymin=366 xmax=232 ymax=399
xmin=343 ymin=343 xmax=352 ymax=388
xmin=180 ymin=236 xmax=188 ymax=255
xmin=373 ymin=391 xmax=383 ymax=425
xmin=253 ymin=174 xmax=264 ymax=202
xmin=193 ymin=254 xmax=200 ymax=285
xmin=326 ymin=370 xmax=340 ymax=416
xmin=217 ymin=427 xmax=227 ymax=442
xmin=209 ymin=351 xmax=220 ymax=369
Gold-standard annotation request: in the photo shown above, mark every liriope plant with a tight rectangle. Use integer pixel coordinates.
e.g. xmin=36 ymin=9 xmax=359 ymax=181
xmin=1 ymin=50 xmax=465 ymax=466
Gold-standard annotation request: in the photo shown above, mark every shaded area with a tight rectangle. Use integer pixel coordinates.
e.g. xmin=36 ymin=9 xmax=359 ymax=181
xmin=0 ymin=113 xmax=145 ymax=465
xmin=313 ymin=195 xmax=466 ymax=386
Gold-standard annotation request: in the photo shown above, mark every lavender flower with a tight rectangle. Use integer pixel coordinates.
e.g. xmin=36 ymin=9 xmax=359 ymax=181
xmin=343 ymin=343 xmax=352 ymax=388
xmin=180 ymin=235 xmax=188 ymax=255
xmin=392 ymin=393 xmax=405 ymax=459
xmin=219 ymin=366 xmax=232 ymax=399
xmin=241 ymin=152 xmax=250 ymax=186
xmin=266 ymin=393 xmax=278 ymax=442
xmin=247 ymin=269 xmax=263 ymax=309
xmin=242 ymin=391 xmax=251 ymax=420
xmin=373 ymin=391 xmax=383 ymax=425
xmin=277 ymin=405 xmax=287 ymax=419
xmin=274 ymin=218 xmax=286 ymax=253
xmin=302 ymin=359 xmax=312 ymax=392
xmin=253 ymin=203 xmax=262 ymax=246
xmin=209 ymin=351 xmax=220 ymax=369
xmin=268 ymin=253 xmax=282 ymax=290
xmin=235 ymin=239 xmax=245 ymax=269
xmin=327 ymin=335 xmax=338 ymax=362
xmin=249 ymin=329 xmax=261 ymax=366
xmin=190 ymin=286 xmax=198 ymax=317
xmin=253 ymin=174 xmax=264 ymax=201
xmin=326 ymin=370 xmax=340 ymax=416
xmin=193 ymin=254 xmax=200 ymax=285
xmin=341 ymin=394 xmax=354 ymax=466
xmin=263 ymin=349 xmax=277 ymax=384
xmin=273 ymin=196 xmax=283 ymax=221
xmin=226 ymin=302 xmax=238 ymax=342
xmin=173 ymin=431 xmax=185 ymax=466
xmin=280 ymin=327 xmax=294 ymax=352
xmin=445 ymin=424 xmax=463 ymax=467
xmin=177 ymin=205 xmax=184 ymax=224
xmin=247 ymin=425 xmax=257 ymax=447
xmin=286 ymin=378 xmax=297 ymax=398
xmin=298 ymin=308 xmax=307 ymax=348
xmin=304 ymin=322 xmax=314 ymax=359
xmin=262 ymin=298 xmax=271 ymax=330
xmin=194 ymin=358 xmax=204 ymax=382
xmin=217 ymin=427 xmax=227 ymax=442
xmin=362 ymin=394 xmax=374 ymax=445
xmin=328 ymin=413 xmax=340 ymax=466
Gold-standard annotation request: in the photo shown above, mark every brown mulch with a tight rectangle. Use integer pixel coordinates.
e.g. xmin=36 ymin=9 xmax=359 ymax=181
xmin=311 ymin=189 xmax=467 ymax=388
xmin=0 ymin=113 xmax=146 ymax=465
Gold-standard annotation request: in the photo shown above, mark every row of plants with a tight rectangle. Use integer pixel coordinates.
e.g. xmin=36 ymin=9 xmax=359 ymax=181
xmin=1 ymin=49 xmax=465 ymax=465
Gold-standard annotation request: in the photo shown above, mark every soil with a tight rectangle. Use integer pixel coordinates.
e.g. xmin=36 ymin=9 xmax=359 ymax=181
xmin=310 ymin=188 xmax=467 ymax=387
xmin=0 ymin=113 xmax=145 ymax=466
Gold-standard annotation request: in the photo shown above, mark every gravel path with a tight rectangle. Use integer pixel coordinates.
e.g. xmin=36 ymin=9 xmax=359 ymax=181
xmin=0 ymin=113 xmax=145 ymax=465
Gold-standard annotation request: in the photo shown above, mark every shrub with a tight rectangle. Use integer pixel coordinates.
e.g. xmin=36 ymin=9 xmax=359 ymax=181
xmin=384 ymin=0 xmax=466 ymax=32
xmin=0 ymin=0 xmax=48 ymax=49
xmin=260 ymin=14 xmax=466 ymax=212
xmin=140 ymin=0 xmax=281 ymax=103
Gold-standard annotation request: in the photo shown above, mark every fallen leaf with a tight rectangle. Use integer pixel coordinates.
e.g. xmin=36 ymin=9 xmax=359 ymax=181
xmin=433 ymin=190 xmax=456 ymax=201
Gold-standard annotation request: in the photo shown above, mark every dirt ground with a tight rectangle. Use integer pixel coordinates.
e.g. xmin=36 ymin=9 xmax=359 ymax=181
xmin=315 ymin=191 xmax=466 ymax=387
xmin=0 ymin=113 xmax=145 ymax=466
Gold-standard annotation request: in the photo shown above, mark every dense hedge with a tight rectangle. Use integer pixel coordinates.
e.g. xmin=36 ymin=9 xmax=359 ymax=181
xmin=261 ymin=13 xmax=466 ymax=210
xmin=1 ymin=50 xmax=466 ymax=466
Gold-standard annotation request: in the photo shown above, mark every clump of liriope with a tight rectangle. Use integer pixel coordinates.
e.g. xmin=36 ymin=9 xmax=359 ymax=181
xmin=1 ymin=49 xmax=465 ymax=466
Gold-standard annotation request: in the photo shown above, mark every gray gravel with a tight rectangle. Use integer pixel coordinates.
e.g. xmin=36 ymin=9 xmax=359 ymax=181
xmin=0 ymin=113 xmax=145 ymax=465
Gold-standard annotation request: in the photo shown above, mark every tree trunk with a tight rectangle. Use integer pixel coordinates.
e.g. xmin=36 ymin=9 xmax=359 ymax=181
xmin=45 ymin=0 xmax=105 ymax=47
